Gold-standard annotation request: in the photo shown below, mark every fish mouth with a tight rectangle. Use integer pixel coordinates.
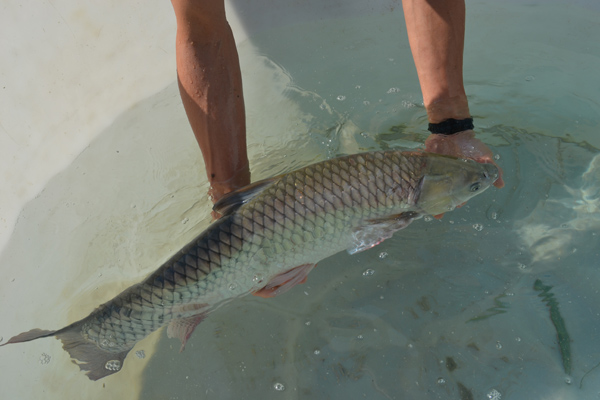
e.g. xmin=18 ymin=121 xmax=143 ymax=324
xmin=481 ymin=162 xmax=500 ymax=184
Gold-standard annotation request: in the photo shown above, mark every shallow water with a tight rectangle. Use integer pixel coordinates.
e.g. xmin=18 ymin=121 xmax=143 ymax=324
xmin=2 ymin=1 xmax=600 ymax=399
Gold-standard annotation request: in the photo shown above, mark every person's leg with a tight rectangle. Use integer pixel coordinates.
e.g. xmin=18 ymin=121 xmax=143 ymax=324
xmin=171 ymin=0 xmax=250 ymax=201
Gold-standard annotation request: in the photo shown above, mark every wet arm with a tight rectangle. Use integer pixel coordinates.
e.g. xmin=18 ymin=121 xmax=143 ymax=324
xmin=171 ymin=0 xmax=250 ymax=201
xmin=402 ymin=0 xmax=504 ymax=187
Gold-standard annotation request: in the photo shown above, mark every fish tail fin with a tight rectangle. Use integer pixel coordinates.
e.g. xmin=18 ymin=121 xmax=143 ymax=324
xmin=2 ymin=325 xmax=132 ymax=381
xmin=55 ymin=324 xmax=132 ymax=380
xmin=1 ymin=328 xmax=58 ymax=345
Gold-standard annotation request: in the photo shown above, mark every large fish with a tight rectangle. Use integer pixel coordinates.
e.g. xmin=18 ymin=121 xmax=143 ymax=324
xmin=2 ymin=150 xmax=498 ymax=380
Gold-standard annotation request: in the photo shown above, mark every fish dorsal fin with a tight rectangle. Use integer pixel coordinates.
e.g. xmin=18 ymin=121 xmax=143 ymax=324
xmin=348 ymin=211 xmax=420 ymax=255
xmin=212 ymin=177 xmax=279 ymax=216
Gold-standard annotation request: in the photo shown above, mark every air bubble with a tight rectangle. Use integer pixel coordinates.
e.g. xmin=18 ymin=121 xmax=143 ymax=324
xmin=565 ymin=375 xmax=573 ymax=385
xmin=305 ymin=321 xmax=311 ymax=326
xmin=363 ymin=100 xmax=371 ymax=106
xmin=336 ymin=95 xmax=346 ymax=101
xmin=228 ymin=283 xmax=237 ymax=291
xmin=105 ymin=360 xmax=121 ymax=371
xmin=437 ymin=378 xmax=446 ymax=385
xmin=517 ymin=263 xmax=528 ymax=270
xmin=313 ymin=349 xmax=321 ymax=355
xmin=362 ymin=269 xmax=375 ymax=276
xmin=181 ymin=217 xmax=189 ymax=224
xmin=135 ymin=350 xmax=146 ymax=359
xmin=515 ymin=337 xmax=521 ymax=342
xmin=273 ymin=382 xmax=285 ymax=391
xmin=496 ymin=341 xmax=502 ymax=350
xmin=525 ymin=75 xmax=535 ymax=82
xmin=472 ymin=223 xmax=484 ymax=231
xmin=39 ymin=353 xmax=51 ymax=365
xmin=357 ymin=334 xmax=364 ymax=340
xmin=252 ymin=274 xmax=263 ymax=283
xmin=386 ymin=87 xmax=401 ymax=94
xmin=424 ymin=216 xmax=433 ymax=222
xmin=487 ymin=389 xmax=502 ymax=400
xmin=379 ymin=252 xmax=388 ymax=259
xmin=355 ymin=85 xmax=361 ymax=89
xmin=494 ymin=154 xmax=501 ymax=161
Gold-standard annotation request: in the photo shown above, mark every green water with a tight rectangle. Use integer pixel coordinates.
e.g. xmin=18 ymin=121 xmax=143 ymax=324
xmin=1 ymin=1 xmax=599 ymax=399
xmin=140 ymin=3 xmax=600 ymax=399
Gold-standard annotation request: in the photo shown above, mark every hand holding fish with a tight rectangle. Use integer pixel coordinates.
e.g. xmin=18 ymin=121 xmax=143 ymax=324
xmin=425 ymin=130 xmax=504 ymax=188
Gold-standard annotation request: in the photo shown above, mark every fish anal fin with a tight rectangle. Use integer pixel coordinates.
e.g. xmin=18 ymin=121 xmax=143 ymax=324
xmin=167 ymin=311 xmax=208 ymax=352
xmin=348 ymin=211 xmax=420 ymax=255
xmin=252 ymin=263 xmax=316 ymax=299
xmin=213 ymin=177 xmax=279 ymax=216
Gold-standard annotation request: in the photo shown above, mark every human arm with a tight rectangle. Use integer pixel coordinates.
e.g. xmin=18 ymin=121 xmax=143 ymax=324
xmin=402 ymin=0 xmax=504 ymax=188
xmin=171 ymin=0 xmax=251 ymax=201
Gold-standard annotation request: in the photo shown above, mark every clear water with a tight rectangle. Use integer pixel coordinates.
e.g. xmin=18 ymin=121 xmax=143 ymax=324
xmin=2 ymin=1 xmax=600 ymax=399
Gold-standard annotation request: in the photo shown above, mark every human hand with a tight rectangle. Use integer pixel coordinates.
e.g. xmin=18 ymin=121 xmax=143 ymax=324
xmin=209 ymin=165 xmax=251 ymax=220
xmin=425 ymin=130 xmax=504 ymax=188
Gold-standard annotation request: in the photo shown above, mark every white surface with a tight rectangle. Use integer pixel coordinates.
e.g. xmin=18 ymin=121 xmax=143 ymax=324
xmin=0 ymin=0 xmax=401 ymax=254
xmin=0 ymin=0 xmax=176 ymax=252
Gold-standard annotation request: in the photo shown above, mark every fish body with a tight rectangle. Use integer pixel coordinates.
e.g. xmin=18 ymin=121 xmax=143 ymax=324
xmin=2 ymin=150 xmax=498 ymax=380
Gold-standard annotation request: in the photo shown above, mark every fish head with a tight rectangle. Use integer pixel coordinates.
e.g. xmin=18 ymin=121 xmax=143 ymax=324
xmin=417 ymin=154 xmax=499 ymax=216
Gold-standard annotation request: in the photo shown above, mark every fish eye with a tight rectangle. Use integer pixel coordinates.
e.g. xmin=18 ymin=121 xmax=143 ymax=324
xmin=470 ymin=182 xmax=481 ymax=192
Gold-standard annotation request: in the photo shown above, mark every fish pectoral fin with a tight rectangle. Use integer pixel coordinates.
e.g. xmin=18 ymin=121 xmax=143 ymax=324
xmin=167 ymin=310 xmax=209 ymax=352
xmin=348 ymin=211 xmax=419 ymax=255
xmin=213 ymin=176 xmax=280 ymax=216
xmin=252 ymin=263 xmax=316 ymax=299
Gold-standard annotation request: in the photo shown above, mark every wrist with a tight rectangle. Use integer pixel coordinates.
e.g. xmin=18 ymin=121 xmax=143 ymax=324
xmin=428 ymin=118 xmax=474 ymax=135
xmin=424 ymin=95 xmax=470 ymax=124
xmin=208 ymin=164 xmax=251 ymax=201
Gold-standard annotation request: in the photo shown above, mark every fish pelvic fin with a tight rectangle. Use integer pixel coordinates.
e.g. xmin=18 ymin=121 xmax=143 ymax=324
xmin=2 ymin=325 xmax=132 ymax=380
xmin=252 ymin=263 xmax=317 ymax=298
xmin=213 ymin=177 xmax=279 ymax=216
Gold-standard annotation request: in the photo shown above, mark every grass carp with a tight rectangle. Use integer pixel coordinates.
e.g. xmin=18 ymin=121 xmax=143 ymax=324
xmin=2 ymin=150 xmax=498 ymax=380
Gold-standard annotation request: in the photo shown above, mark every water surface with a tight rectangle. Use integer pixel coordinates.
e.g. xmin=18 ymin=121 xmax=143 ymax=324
xmin=1 ymin=1 xmax=600 ymax=399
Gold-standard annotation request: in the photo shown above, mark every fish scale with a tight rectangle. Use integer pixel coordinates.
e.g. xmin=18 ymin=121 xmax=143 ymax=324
xmin=1 ymin=150 xmax=498 ymax=380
